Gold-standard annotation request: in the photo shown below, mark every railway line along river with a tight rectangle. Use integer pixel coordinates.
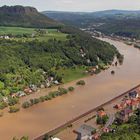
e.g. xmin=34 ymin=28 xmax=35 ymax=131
xmin=0 ymin=37 xmax=140 ymax=140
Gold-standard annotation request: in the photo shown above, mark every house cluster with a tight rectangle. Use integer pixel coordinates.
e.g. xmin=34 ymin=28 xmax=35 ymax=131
xmin=2 ymin=84 xmax=38 ymax=103
xmin=73 ymin=89 xmax=140 ymax=140
xmin=82 ymin=28 xmax=104 ymax=38
xmin=74 ymin=109 xmax=108 ymax=140
xmin=114 ymin=90 xmax=140 ymax=123
xmin=110 ymin=34 xmax=136 ymax=42
xmin=0 ymin=35 xmax=10 ymax=39
xmin=2 ymin=76 xmax=60 ymax=103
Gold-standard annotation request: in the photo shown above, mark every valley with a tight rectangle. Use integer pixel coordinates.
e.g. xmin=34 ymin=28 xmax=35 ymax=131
xmin=0 ymin=37 xmax=140 ymax=139
xmin=0 ymin=3 xmax=140 ymax=140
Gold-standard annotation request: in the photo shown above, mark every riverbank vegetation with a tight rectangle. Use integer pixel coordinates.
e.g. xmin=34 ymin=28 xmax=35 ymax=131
xmin=76 ymin=80 xmax=86 ymax=85
xmin=9 ymin=106 xmax=20 ymax=113
xmin=22 ymin=86 xmax=74 ymax=109
xmin=68 ymin=86 xmax=75 ymax=92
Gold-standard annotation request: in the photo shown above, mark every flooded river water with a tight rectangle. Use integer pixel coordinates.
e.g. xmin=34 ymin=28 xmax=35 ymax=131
xmin=0 ymin=38 xmax=140 ymax=140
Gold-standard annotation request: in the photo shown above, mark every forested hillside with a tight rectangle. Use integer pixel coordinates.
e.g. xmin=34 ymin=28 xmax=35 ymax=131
xmin=44 ymin=10 xmax=140 ymax=39
xmin=0 ymin=27 xmax=119 ymax=97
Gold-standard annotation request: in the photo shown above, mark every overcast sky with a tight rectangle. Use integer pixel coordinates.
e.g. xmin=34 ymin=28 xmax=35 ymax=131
xmin=0 ymin=0 xmax=140 ymax=12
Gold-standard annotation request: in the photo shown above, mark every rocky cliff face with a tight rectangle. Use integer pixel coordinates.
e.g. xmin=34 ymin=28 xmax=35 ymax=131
xmin=0 ymin=5 xmax=61 ymax=28
xmin=0 ymin=5 xmax=38 ymax=15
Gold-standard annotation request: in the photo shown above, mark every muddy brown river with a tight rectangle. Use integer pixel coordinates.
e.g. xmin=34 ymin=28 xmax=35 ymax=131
xmin=0 ymin=38 xmax=140 ymax=140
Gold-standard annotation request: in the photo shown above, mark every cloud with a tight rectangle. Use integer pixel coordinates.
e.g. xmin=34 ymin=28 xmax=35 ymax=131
xmin=0 ymin=0 xmax=140 ymax=11
xmin=61 ymin=0 xmax=73 ymax=4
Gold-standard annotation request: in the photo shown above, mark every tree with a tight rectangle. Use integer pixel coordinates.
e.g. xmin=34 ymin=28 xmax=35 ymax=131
xmin=0 ymin=81 xmax=4 ymax=90
xmin=68 ymin=86 xmax=75 ymax=92
xmin=22 ymin=101 xmax=31 ymax=109
xmin=76 ymin=80 xmax=85 ymax=85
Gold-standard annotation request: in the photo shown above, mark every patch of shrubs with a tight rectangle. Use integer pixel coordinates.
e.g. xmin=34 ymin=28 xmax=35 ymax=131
xmin=68 ymin=86 xmax=75 ymax=92
xmin=22 ymin=87 xmax=71 ymax=109
xmin=49 ymin=91 xmax=59 ymax=98
xmin=0 ymin=102 xmax=8 ymax=110
xmin=8 ymin=97 xmax=19 ymax=106
xmin=22 ymin=101 xmax=31 ymax=109
xmin=76 ymin=80 xmax=86 ymax=85
xmin=58 ymin=87 xmax=68 ymax=95
xmin=9 ymin=106 xmax=20 ymax=113
xmin=39 ymin=96 xmax=46 ymax=102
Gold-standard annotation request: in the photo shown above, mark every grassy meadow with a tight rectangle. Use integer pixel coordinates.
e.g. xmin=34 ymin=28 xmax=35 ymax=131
xmin=0 ymin=26 xmax=67 ymax=41
xmin=0 ymin=26 xmax=35 ymax=35
xmin=56 ymin=66 xmax=88 ymax=83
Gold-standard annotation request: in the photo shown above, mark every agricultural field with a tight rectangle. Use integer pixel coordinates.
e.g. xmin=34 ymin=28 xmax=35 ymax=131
xmin=24 ymin=32 xmax=67 ymax=41
xmin=0 ymin=26 xmax=36 ymax=35
xmin=0 ymin=26 xmax=67 ymax=41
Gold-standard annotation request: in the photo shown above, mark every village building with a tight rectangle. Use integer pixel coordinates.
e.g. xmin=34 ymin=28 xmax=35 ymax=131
xmin=16 ymin=91 xmax=26 ymax=97
xmin=97 ymin=110 xmax=107 ymax=118
xmin=130 ymin=99 xmax=139 ymax=111
xmin=116 ymin=107 xmax=133 ymax=123
xmin=24 ymin=88 xmax=33 ymax=95
xmin=129 ymin=91 xmax=139 ymax=99
xmin=74 ymin=124 xmax=96 ymax=140
xmin=92 ymin=133 xmax=100 ymax=140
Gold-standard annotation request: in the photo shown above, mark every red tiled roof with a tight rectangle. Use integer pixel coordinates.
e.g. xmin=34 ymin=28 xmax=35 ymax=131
xmin=98 ymin=110 xmax=106 ymax=117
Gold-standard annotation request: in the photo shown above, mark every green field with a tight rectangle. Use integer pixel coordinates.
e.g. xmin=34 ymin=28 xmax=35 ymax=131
xmin=22 ymin=32 xmax=67 ymax=41
xmin=0 ymin=26 xmax=60 ymax=35
xmin=0 ymin=26 xmax=67 ymax=41
xmin=0 ymin=26 xmax=36 ymax=35
xmin=56 ymin=66 xmax=88 ymax=83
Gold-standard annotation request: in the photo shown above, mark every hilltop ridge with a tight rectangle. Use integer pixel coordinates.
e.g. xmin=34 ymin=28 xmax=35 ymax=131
xmin=0 ymin=5 xmax=61 ymax=28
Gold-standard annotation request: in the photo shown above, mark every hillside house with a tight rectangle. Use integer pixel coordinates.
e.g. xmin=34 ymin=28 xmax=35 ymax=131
xmin=0 ymin=35 xmax=10 ymax=39
xmin=116 ymin=107 xmax=133 ymax=123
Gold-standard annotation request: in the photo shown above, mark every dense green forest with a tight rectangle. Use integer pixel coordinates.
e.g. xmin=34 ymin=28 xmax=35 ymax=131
xmin=101 ymin=109 xmax=140 ymax=140
xmin=0 ymin=27 xmax=119 ymax=98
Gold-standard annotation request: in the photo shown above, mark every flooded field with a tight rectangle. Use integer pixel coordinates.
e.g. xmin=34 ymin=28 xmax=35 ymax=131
xmin=0 ymin=38 xmax=140 ymax=140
